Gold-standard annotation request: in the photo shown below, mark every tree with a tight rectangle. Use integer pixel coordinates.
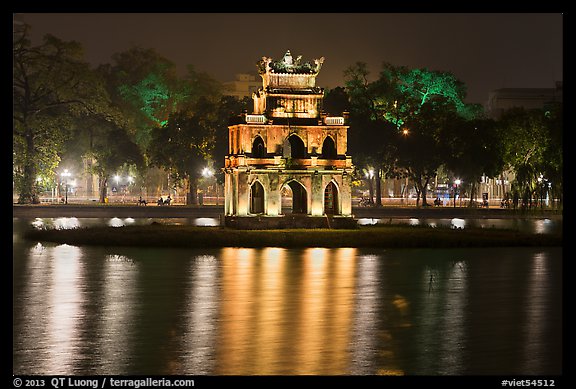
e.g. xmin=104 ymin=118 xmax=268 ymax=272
xmin=101 ymin=47 xmax=184 ymax=149
xmin=443 ymin=116 xmax=505 ymax=206
xmin=323 ymin=86 xmax=350 ymax=116
xmin=499 ymin=106 xmax=561 ymax=209
xmin=13 ymin=24 xmax=112 ymax=204
xmin=63 ymin=113 xmax=143 ymax=203
xmin=541 ymin=103 xmax=563 ymax=208
xmin=344 ymin=62 xmax=478 ymax=206
xmin=148 ymin=102 xmax=217 ymax=205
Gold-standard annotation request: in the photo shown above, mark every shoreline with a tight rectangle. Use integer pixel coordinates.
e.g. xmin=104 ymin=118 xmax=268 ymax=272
xmin=22 ymin=224 xmax=563 ymax=249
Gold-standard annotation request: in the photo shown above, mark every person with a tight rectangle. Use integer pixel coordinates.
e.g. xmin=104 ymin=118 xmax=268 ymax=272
xmin=157 ymin=197 xmax=163 ymax=206
xmin=434 ymin=197 xmax=441 ymax=206
xmin=165 ymin=194 xmax=171 ymax=205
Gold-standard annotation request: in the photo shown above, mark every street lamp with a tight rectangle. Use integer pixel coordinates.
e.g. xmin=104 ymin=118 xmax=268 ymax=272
xmin=60 ymin=169 xmax=72 ymax=204
xmin=202 ymin=167 xmax=214 ymax=178
xmin=202 ymin=167 xmax=214 ymax=206
xmin=453 ymin=179 xmax=461 ymax=208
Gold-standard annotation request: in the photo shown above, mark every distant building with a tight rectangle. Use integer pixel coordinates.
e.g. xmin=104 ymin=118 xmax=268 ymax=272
xmin=223 ymin=73 xmax=262 ymax=98
xmin=486 ymin=81 xmax=563 ymax=119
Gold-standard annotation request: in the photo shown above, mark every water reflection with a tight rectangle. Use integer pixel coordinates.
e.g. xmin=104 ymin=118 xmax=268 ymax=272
xmin=13 ymin=237 xmax=562 ymax=375
xmin=180 ymin=254 xmax=220 ymax=374
xmin=355 ymin=217 xmax=561 ymax=234
xmin=95 ymin=253 xmax=138 ymax=373
xmin=13 ymin=244 xmax=86 ymax=374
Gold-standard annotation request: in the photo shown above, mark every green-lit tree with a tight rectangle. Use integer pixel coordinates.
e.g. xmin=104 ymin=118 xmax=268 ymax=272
xmin=345 ymin=62 xmax=482 ymax=207
xmin=13 ymin=24 xmax=112 ymax=204
xmin=100 ymin=47 xmax=184 ymax=149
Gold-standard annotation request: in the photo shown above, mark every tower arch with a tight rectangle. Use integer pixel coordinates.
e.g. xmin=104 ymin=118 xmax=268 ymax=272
xmin=324 ymin=180 xmax=340 ymax=215
xmin=321 ymin=135 xmax=337 ymax=159
xmin=249 ymin=180 xmax=265 ymax=214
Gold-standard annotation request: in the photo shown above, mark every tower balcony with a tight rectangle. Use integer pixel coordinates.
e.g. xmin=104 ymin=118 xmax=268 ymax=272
xmin=225 ymin=155 xmax=351 ymax=169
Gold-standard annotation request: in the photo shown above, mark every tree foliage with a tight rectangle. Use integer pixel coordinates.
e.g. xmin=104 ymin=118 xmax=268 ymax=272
xmin=13 ymin=24 xmax=114 ymax=203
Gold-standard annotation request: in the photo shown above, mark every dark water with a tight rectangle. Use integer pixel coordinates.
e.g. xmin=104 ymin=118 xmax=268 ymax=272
xmin=13 ymin=219 xmax=562 ymax=375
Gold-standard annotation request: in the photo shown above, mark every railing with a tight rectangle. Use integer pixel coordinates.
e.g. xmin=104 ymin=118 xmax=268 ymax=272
xmin=324 ymin=116 xmax=345 ymax=125
xmin=226 ymin=156 xmax=348 ymax=169
xmin=245 ymin=114 xmax=267 ymax=124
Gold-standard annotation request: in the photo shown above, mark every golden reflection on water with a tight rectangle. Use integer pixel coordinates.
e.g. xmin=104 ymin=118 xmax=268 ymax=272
xmin=46 ymin=244 xmax=85 ymax=374
xmin=13 ymin=239 xmax=562 ymax=376
xmin=98 ymin=254 xmax=138 ymax=373
xmin=216 ymin=247 xmax=357 ymax=375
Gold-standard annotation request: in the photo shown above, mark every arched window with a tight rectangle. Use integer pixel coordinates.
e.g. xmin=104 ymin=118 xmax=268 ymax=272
xmin=321 ymin=136 xmax=337 ymax=159
xmin=250 ymin=181 xmax=265 ymax=214
xmin=252 ymin=136 xmax=265 ymax=158
xmin=288 ymin=134 xmax=306 ymax=159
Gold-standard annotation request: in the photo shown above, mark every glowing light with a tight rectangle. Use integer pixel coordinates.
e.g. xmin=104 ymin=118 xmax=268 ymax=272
xmin=202 ymin=167 xmax=214 ymax=178
xmin=108 ymin=217 xmax=124 ymax=227
xmin=451 ymin=218 xmax=466 ymax=229
xmin=53 ymin=217 xmax=80 ymax=230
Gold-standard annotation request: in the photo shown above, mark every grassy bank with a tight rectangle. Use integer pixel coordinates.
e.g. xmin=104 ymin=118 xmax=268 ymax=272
xmin=22 ymin=224 xmax=562 ymax=249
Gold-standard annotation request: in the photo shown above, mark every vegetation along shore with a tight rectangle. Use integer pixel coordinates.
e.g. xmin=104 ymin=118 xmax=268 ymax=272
xmin=23 ymin=224 xmax=562 ymax=249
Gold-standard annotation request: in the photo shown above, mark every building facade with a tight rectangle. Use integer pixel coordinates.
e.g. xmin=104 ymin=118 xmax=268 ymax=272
xmin=223 ymin=73 xmax=262 ymax=98
xmin=223 ymin=51 xmax=354 ymax=226
xmin=485 ymin=82 xmax=563 ymax=119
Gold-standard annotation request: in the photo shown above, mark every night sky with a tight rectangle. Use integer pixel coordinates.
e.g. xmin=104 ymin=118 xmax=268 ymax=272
xmin=17 ymin=13 xmax=563 ymax=105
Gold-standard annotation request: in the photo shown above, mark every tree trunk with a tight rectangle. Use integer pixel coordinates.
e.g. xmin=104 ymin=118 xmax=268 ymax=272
xmin=421 ymin=177 xmax=430 ymax=206
xmin=18 ymin=131 xmax=39 ymax=204
xmin=414 ymin=183 xmax=421 ymax=207
xmin=367 ymin=177 xmax=374 ymax=205
xmin=375 ymin=167 xmax=382 ymax=207
xmin=469 ymin=181 xmax=476 ymax=207
xmin=99 ymin=175 xmax=108 ymax=203
xmin=188 ymin=175 xmax=198 ymax=205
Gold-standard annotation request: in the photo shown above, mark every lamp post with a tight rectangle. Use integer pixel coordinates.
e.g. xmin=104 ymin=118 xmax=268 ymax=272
xmin=365 ymin=169 xmax=374 ymax=205
xmin=61 ymin=169 xmax=72 ymax=204
xmin=453 ymin=179 xmax=461 ymax=208
xmin=202 ymin=167 xmax=214 ymax=205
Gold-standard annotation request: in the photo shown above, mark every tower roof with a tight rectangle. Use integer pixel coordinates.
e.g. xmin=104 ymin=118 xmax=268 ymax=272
xmin=257 ymin=50 xmax=324 ymax=75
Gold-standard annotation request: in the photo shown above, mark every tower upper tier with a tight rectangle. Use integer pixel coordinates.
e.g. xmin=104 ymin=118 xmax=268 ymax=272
xmin=253 ymin=50 xmax=326 ymax=119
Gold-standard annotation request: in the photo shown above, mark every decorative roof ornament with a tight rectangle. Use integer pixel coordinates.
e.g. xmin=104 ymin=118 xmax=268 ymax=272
xmin=257 ymin=50 xmax=324 ymax=75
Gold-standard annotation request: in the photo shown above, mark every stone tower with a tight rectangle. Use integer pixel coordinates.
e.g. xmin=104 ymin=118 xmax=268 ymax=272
xmin=223 ymin=50 xmax=354 ymax=228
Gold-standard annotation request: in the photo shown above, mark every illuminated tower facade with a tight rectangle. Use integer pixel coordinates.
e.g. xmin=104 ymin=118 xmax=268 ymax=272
xmin=223 ymin=50 xmax=354 ymax=228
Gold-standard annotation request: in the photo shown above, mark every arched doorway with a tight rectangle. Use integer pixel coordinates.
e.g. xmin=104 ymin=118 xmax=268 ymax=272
xmin=282 ymin=180 xmax=308 ymax=214
xmin=288 ymin=134 xmax=306 ymax=159
xmin=252 ymin=136 xmax=265 ymax=158
xmin=250 ymin=181 xmax=265 ymax=214
xmin=321 ymin=136 xmax=337 ymax=159
xmin=324 ymin=181 xmax=339 ymax=215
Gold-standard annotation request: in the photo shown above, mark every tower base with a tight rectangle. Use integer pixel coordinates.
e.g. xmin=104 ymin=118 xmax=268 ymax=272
xmin=224 ymin=215 xmax=357 ymax=230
